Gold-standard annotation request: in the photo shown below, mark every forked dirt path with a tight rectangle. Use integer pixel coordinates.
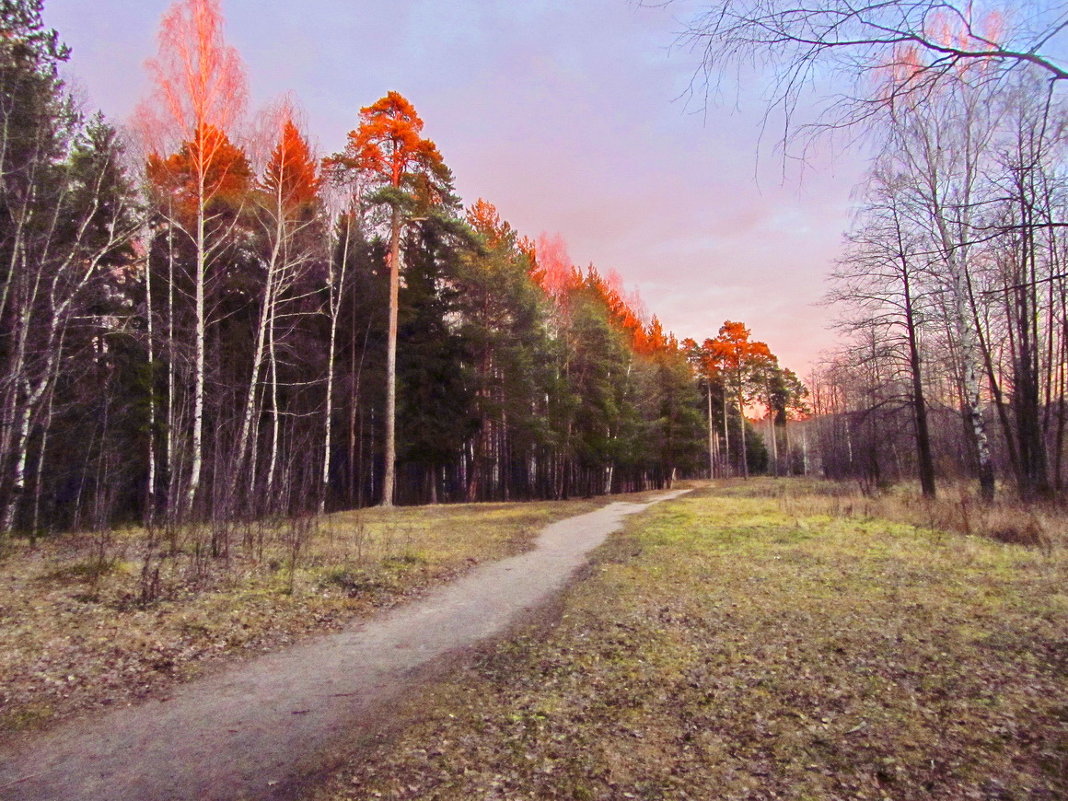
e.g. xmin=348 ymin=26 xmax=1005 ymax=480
xmin=0 ymin=491 xmax=689 ymax=801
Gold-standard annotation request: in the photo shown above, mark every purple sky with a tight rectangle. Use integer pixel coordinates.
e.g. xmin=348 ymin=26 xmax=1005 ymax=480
xmin=45 ymin=0 xmax=867 ymax=375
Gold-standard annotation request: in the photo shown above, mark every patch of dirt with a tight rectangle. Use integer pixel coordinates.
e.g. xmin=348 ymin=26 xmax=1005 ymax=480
xmin=0 ymin=500 xmax=603 ymax=739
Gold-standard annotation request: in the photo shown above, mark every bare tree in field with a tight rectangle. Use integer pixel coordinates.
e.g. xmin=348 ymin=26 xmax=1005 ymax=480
xmin=976 ymin=74 xmax=1068 ymax=497
xmin=680 ymin=0 xmax=1068 ymax=497
xmin=878 ymin=76 xmax=1001 ymax=498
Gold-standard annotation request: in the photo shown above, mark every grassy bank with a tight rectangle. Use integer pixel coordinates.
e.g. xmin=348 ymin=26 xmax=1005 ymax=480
xmin=310 ymin=479 xmax=1067 ymax=800
xmin=0 ymin=497 xmax=614 ymax=736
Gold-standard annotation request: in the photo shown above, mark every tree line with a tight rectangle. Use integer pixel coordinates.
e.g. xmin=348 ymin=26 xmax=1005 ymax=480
xmin=0 ymin=0 xmax=811 ymax=536
xmin=682 ymin=0 xmax=1068 ymax=499
xmin=818 ymin=60 xmax=1068 ymax=500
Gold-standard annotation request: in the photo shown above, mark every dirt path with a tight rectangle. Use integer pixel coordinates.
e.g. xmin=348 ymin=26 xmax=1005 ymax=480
xmin=0 ymin=491 xmax=688 ymax=801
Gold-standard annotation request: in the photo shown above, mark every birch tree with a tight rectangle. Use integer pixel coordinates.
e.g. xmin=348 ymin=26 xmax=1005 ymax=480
xmin=228 ymin=113 xmax=321 ymax=514
xmin=832 ymin=165 xmax=940 ymax=496
xmin=886 ymin=74 xmax=999 ymax=499
xmin=0 ymin=4 xmax=139 ymax=534
xmin=137 ymin=0 xmax=247 ymax=518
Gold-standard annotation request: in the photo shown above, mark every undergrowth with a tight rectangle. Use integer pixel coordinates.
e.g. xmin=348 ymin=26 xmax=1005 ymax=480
xmin=768 ymin=478 xmax=1063 ymax=550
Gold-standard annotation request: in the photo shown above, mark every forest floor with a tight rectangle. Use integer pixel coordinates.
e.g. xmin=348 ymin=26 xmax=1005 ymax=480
xmin=305 ymin=479 xmax=1068 ymax=801
xmin=0 ymin=489 xmax=687 ymax=801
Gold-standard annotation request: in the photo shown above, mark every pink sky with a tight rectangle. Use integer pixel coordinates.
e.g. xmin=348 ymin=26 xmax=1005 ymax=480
xmin=45 ymin=0 xmax=867 ymax=376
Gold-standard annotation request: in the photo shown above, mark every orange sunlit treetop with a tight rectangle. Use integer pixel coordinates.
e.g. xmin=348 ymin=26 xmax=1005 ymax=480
xmin=467 ymin=198 xmax=516 ymax=250
xmin=136 ymin=0 xmax=246 ymax=156
xmin=529 ymin=232 xmax=582 ymax=303
xmin=261 ymin=118 xmax=320 ymax=214
xmin=333 ymin=91 xmax=444 ymax=190
xmin=707 ymin=320 xmax=773 ymax=373
xmin=146 ymin=122 xmax=251 ymax=216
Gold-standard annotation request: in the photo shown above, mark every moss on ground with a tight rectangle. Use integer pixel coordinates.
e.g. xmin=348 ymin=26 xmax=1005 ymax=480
xmin=309 ymin=479 xmax=1067 ymax=801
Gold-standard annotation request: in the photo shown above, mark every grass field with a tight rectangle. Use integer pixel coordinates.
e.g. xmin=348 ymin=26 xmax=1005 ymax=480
xmin=0 ymin=497 xmax=614 ymax=736
xmin=309 ymin=480 xmax=1068 ymax=801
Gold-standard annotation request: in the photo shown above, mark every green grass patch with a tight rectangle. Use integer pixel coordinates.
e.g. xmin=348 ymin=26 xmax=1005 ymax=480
xmin=309 ymin=479 xmax=1068 ymax=801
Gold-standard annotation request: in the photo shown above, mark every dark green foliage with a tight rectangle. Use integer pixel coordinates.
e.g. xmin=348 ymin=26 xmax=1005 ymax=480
xmin=0 ymin=4 xmax=145 ymax=534
xmin=396 ymin=220 xmax=477 ymax=482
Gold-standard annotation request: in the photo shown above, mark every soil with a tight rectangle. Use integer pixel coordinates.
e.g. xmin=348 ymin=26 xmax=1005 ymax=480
xmin=0 ymin=491 xmax=688 ymax=801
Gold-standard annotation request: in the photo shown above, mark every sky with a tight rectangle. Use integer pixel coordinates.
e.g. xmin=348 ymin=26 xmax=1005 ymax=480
xmin=42 ymin=0 xmax=870 ymax=375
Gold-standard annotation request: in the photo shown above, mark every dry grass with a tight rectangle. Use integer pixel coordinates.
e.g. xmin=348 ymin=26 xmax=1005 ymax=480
xmin=307 ymin=479 xmax=1068 ymax=801
xmin=768 ymin=478 xmax=1065 ymax=551
xmin=0 ymin=498 xmax=611 ymax=737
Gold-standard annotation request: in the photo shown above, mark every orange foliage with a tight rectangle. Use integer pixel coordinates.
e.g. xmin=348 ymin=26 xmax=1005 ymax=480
xmin=530 ymin=233 xmax=581 ymax=302
xmin=583 ymin=265 xmax=679 ymax=356
xmin=487 ymin=225 xmax=673 ymax=359
xmin=331 ymin=91 xmax=444 ymax=190
xmin=683 ymin=337 xmax=713 ymax=378
xmin=708 ymin=320 xmax=773 ymax=373
xmin=262 ymin=118 xmax=320 ymax=214
xmin=147 ymin=122 xmax=251 ymax=216
xmin=587 ymin=267 xmax=642 ymax=350
xmin=466 ymin=198 xmax=514 ymax=250
xmin=517 ymin=235 xmax=537 ymax=271
xmin=136 ymin=0 xmax=246 ymax=155
xmin=683 ymin=337 xmax=722 ymax=383
xmin=643 ymin=316 xmax=668 ymax=355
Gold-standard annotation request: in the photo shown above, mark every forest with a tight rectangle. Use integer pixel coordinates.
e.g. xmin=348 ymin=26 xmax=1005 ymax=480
xmin=734 ymin=0 xmax=1068 ymax=502
xmin=0 ymin=0 xmax=812 ymax=537
xmin=4 ymin=0 xmax=1067 ymax=541
xmin=1 ymin=2 xmax=1065 ymax=798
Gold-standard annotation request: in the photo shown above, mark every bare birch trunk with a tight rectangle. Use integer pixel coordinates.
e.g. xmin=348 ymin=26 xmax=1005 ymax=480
xmin=145 ymin=223 xmax=158 ymax=523
xmin=320 ymin=214 xmax=351 ymax=515
xmin=266 ymin=299 xmax=280 ymax=501
xmin=186 ymin=172 xmax=207 ymax=517
xmin=232 ymin=208 xmax=283 ymax=510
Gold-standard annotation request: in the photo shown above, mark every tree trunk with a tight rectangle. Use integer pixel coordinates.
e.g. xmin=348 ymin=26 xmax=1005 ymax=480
xmin=737 ymin=380 xmax=748 ymax=479
xmin=380 ymin=206 xmax=401 ymax=508
xmin=901 ymin=262 xmax=936 ymax=498
xmin=186 ymin=173 xmax=207 ymax=518
xmin=706 ymin=382 xmax=715 ymax=478
xmin=320 ymin=212 xmax=351 ymax=515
